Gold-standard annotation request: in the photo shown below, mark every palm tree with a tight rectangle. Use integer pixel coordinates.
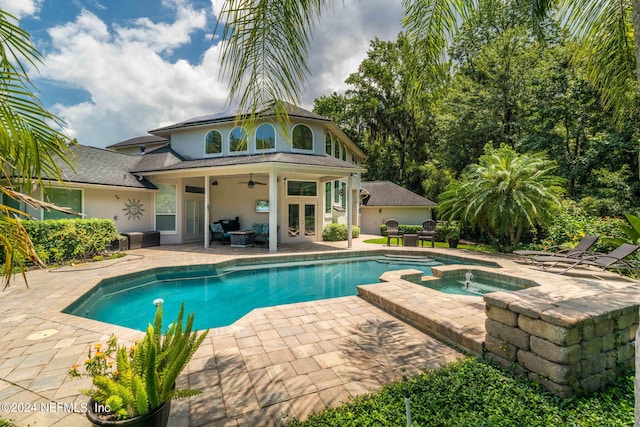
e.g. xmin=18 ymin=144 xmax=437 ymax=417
xmin=0 ymin=9 xmax=75 ymax=288
xmin=437 ymin=144 xmax=565 ymax=250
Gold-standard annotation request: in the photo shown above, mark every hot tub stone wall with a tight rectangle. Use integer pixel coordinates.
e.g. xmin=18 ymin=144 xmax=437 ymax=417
xmin=483 ymin=287 xmax=638 ymax=397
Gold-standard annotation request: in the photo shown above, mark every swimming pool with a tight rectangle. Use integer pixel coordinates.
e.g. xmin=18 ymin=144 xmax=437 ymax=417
xmin=64 ymin=254 xmax=502 ymax=331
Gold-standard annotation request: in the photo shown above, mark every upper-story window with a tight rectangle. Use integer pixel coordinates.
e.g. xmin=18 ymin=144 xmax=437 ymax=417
xmin=341 ymin=143 xmax=347 ymax=161
xmin=205 ymin=129 xmax=222 ymax=155
xmin=325 ymin=132 xmax=332 ymax=155
xmin=229 ymin=126 xmax=248 ymax=153
xmin=292 ymin=124 xmax=313 ymax=151
xmin=255 ymin=124 xmax=276 ymax=151
xmin=334 ymin=140 xmax=340 ymax=159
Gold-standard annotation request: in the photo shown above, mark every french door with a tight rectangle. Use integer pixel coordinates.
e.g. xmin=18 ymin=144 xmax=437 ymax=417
xmin=286 ymin=202 xmax=316 ymax=242
xmin=184 ymin=197 xmax=205 ymax=242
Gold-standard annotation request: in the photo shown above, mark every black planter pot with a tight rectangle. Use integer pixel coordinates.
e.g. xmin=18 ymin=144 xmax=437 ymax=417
xmin=86 ymin=398 xmax=171 ymax=427
xmin=447 ymin=238 xmax=459 ymax=249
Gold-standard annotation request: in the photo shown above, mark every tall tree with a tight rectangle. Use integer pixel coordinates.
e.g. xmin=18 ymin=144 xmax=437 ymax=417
xmin=0 ymin=10 xmax=75 ymax=288
xmin=315 ymin=34 xmax=441 ymax=192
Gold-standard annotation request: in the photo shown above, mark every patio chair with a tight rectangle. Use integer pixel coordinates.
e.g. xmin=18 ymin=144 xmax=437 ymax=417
xmin=514 ymin=235 xmax=600 ymax=263
xmin=532 ymin=243 xmax=640 ymax=274
xmin=251 ymin=223 xmax=269 ymax=247
xmin=418 ymin=220 xmax=437 ymax=248
xmin=209 ymin=223 xmax=227 ymax=245
xmin=385 ymin=219 xmax=402 ymax=246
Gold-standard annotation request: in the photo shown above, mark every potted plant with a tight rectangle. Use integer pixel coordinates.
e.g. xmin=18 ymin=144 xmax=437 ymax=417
xmin=70 ymin=303 xmax=208 ymax=427
xmin=446 ymin=227 xmax=460 ymax=248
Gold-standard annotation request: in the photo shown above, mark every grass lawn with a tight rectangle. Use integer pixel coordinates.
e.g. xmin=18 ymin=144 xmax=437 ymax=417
xmin=363 ymin=237 xmax=484 ymax=251
xmin=284 ymin=357 xmax=634 ymax=426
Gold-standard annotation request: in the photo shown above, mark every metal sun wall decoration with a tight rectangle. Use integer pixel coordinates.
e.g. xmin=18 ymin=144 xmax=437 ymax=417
xmin=123 ymin=198 xmax=144 ymax=220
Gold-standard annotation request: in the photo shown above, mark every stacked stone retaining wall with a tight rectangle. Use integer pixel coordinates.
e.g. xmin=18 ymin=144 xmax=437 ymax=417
xmin=484 ymin=285 xmax=639 ymax=397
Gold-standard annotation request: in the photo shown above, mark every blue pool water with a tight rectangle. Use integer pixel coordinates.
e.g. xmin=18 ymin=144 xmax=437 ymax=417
xmin=67 ymin=255 xmax=454 ymax=331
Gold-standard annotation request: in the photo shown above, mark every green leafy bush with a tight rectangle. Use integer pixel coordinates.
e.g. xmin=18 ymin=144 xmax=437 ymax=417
xmin=323 ymin=224 xmax=360 ymax=241
xmin=284 ymin=357 xmax=633 ymax=426
xmin=0 ymin=218 xmax=122 ymax=266
xmin=542 ymin=212 xmax=626 ymax=253
xmin=379 ymin=224 xmax=423 ymax=236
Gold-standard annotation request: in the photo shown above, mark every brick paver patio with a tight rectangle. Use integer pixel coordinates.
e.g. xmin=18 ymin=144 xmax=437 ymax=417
xmin=0 ymin=237 xmax=636 ymax=426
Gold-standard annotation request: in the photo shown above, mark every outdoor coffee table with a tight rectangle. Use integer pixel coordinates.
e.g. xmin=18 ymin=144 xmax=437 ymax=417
xmin=228 ymin=230 xmax=256 ymax=247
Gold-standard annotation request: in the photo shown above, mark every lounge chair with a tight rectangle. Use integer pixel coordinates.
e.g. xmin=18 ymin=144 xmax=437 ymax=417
xmin=385 ymin=219 xmax=402 ymax=246
xmin=532 ymin=243 xmax=640 ymax=274
xmin=514 ymin=235 xmax=599 ymax=263
xmin=418 ymin=220 xmax=437 ymax=248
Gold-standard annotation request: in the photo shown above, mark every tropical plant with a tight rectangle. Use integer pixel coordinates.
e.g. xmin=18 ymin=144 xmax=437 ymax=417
xmin=438 ymin=144 xmax=565 ymax=251
xmin=0 ymin=9 xmax=75 ymax=288
xmin=69 ymin=303 xmax=208 ymax=421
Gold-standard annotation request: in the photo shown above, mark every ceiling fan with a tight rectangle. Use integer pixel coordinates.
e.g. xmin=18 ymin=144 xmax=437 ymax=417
xmin=239 ymin=173 xmax=267 ymax=189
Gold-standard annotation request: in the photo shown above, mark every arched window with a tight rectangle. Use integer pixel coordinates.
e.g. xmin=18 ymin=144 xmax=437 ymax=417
xmin=229 ymin=127 xmax=248 ymax=153
xmin=334 ymin=139 xmax=341 ymax=159
xmin=205 ymin=129 xmax=222 ymax=155
xmin=292 ymin=124 xmax=313 ymax=151
xmin=255 ymin=124 xmax=276 ymax=150
xmin=341 ymin=143 xmax=347 ymax=161
xmin=325 ymin=132 xmax=332 ymax=155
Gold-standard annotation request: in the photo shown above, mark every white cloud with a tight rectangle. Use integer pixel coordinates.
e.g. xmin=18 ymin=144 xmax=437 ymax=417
xmin=37 ymin=0 xmax=403 ymax=148
xmin=0 ymin=0 xmax=43 ymax=18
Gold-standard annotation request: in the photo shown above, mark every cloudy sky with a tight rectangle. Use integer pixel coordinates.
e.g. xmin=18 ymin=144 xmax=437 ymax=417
xmin=0 ymin=0 xmax=404 ymax=148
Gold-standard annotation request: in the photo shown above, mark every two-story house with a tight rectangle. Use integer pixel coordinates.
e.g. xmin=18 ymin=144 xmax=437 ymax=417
xmin=5 ymin=103 xmax=365 ymax=253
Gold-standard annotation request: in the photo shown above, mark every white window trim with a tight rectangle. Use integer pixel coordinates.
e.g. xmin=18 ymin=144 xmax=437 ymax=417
xmin=254 ymin=123 xmax=277 ymax=153
xmin=42 ymin=186 xmax=84 ymax=220
xmin=290 ymin=124 xmax=314 ymax=153
xmin=286 ymin=180 xmax=318 ymax=198
xmin=204 ymin=129 xmax=224 ymax=158
xmin=154 ymin=183 xmax=178 ymax=234
xmin=228 ymin=126 xmax=249 ymax=155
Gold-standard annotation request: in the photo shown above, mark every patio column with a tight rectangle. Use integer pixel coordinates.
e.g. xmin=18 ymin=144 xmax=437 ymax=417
xmin=268 ymin=171 xmax=278 ymax=253
xmin=204 ymin=175 xmax=210 ymax=249
xmin=347 ymin=173 xmax=353 ymax=249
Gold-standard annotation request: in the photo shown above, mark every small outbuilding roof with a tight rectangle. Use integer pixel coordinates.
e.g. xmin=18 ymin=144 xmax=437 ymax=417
xmin=360 ymin=181 xmax=436 ymax=207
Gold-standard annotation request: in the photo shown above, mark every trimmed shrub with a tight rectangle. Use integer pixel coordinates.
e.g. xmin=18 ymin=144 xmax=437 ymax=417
xmin=0 ymin=218 xmax=122 ymax=266
xmin=323 ymin=224 xmax=360 ymax=241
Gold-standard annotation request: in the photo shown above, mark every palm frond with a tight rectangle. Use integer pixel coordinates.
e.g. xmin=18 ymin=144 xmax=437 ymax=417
xmin=217 ymin=0 xmax=330 ymax=127
xmin=557 ymin=0 xmax=636 ymax=123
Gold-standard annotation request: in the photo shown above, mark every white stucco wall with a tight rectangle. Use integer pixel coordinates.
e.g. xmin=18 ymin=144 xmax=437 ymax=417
xmin=360 ymin=206 xmax=433 ymax=235
xmin=83 ymin=187 xmax=154 ymax=233
xmin=169 ymin=118 xmax=337 ymax=159
xmin=209 ymin=176 xmax=272 ymax=228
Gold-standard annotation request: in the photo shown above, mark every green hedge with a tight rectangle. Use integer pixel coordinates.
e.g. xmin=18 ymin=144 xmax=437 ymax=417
xmin=380 ymin=223 xmax=454 ymax=242
xmin=2 ymin=218 xmax=122 ymax=265
xmin=322 ymin=224 xmax=360 ymax=241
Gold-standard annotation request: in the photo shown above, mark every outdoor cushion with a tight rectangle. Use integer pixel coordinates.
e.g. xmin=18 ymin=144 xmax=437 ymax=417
xmin=210 ymin=223 xmax=224 ymax=233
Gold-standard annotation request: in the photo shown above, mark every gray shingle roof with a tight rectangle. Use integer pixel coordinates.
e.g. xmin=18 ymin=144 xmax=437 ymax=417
xmin=361 ymin=181 xmax=436 ymax=207
xmin=149 ymin=102 xmax=331 ymax=134
xmin=52 ymin=145 xmax=157 ymax=189
xmin=132 ymin=149 xmax=362 ymax=173
xmin=106 ymin=135 xmax=169 ymax=149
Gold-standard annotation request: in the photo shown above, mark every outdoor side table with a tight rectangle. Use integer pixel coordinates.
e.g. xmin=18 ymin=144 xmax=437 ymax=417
xmin=403 ymin=233 xmax=418 ymax=247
